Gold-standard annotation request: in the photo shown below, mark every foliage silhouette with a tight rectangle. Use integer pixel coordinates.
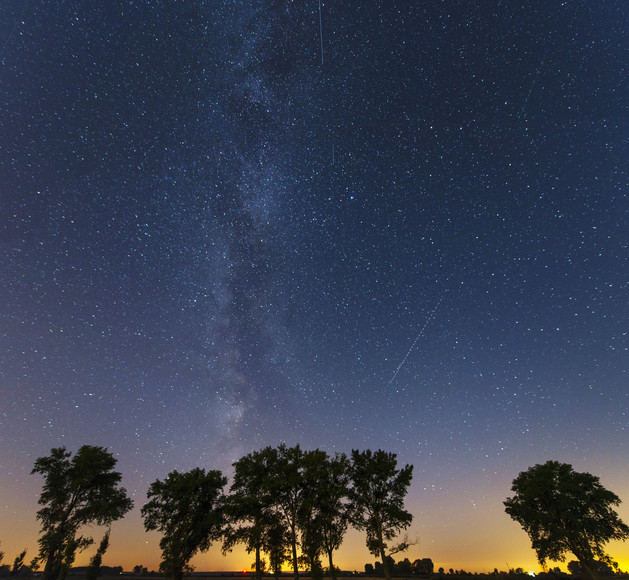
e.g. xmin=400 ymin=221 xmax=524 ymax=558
xmin=262 ymin=513 xmax=290 ymax=579
xmin=141 ymin=468 xmax=227 ymax=580
xmin=412 ymin=558 xmax=434 ymax=576
xmin=299 ymin=450 xmax=350 ymax=580
xmin=349 ymin=449 xmax=414 ymax=580
xmin=10 ymin=551 xmax=27 ymax=576
xmin=85 ymin=529 xmax=109 ymax=580
xmin=265 ymin=444 xmax=305 ymax=580
xmin=31 ymin=446 xmax=132 ymax=580
xmin=504 ymin=460 xmax=629 ymax=580
xmin=223 ymin=447 xmax=278 ymax=580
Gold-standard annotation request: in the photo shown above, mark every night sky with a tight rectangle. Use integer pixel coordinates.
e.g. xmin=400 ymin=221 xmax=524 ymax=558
xmin=1 ymin=0 xmax=628 ymax=573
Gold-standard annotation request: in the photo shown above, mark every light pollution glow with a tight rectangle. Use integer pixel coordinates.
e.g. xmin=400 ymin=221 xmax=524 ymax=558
xmin=1 ymin=462 xmax=628 ymax=574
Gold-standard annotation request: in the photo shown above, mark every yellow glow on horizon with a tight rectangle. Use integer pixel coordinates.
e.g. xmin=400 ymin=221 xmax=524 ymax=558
xmin=3 ymin=524 xmax=629 ymax=575
xmin=2 ymin=471 xmax=628 ymax=576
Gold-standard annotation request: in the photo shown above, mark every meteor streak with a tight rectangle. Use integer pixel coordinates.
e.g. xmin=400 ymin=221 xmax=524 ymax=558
xmin=388 ymin=293 xmax=446 ymax=388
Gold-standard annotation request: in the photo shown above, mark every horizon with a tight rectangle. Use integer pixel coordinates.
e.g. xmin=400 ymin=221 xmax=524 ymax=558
xmin=3 ymin=454 xmax=629 ymax=576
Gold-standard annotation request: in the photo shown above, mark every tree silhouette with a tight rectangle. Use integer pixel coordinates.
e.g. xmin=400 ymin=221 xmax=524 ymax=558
xmin=265 ymin=444 xmax=305 ymax=580
xmin=262 ymin=513 xmax=289 ymax=579
xmin=223 ymin=447 xmax=278 ymax=580
xmin=224 ymin=444 xmax=352 ymax=580
xmin=10 ymin=551 xmax=27 ymax=576
xmin=85 ymin=529 xmax=109 ymax=580
xmin=505 ymin=460 xmax=629 ymax=580
xmin=412 ymin=558 xmax=434 ymax=576
xmin=31 ymin=446 xmax=132 ymax=580
xmin=396 ymin=557 xmax=412 ymax=575
xmin=300 ymin=451 xmax=350 ymax=580
xmin=349 ymin=449 xmax=414 ymax=580
xmin=298 ymin=449 xmax=328 ymax=580
xmin=142 ymin=468 xmax=226 ymax=580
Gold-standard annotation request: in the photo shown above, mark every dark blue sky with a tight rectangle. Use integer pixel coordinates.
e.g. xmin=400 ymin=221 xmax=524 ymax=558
xmin=1 ymin=0 xmax=628 ymax=572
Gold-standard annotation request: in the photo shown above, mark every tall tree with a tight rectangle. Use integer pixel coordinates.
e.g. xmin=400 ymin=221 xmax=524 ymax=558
xmin=262 ymin=512 xmax=290 ymax=580
xmin=266 ymin=444 xmax=304 ymax=580
xmin=223 ymin=447 xmax=278 ymax=580
xmin=298 ymin=449 xmax=327 ymax=580
xmin=349 ymin=449 xmax=414 ymax=580
xmin=32 ymin=446 xmax=133 ymax=580
xmin=299 ymin=451 xmax=350 ymax=580
xmin=141 ymin=468 xmax=227 ymax=580
xmin=504 ymin=460 xmax=629 ymax=580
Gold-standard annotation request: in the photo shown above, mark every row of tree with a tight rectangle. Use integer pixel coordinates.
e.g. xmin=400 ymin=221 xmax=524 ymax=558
xmin=25 ymin=446 xmax=629 ymax=580
xmin=140 ymin=446 xmax=416 ymax=580
xmin=29 ymin=445 xmax=414 ymax=580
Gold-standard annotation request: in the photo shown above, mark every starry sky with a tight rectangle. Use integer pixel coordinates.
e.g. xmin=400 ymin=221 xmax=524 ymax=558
xmin=1 ymin=0 xmax=628 ymax=574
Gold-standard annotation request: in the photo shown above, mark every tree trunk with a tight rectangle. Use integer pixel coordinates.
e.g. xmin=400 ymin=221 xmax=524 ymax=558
xmin=327 ymin=548 xmax=336 ymax=580
xmin=255 ymin=545 xmax=262 ymax=580
xmin=375 ymin=520 xmax=391 ymax=580
xmin=380 ymin=545 xmax=391 ymax=580
xmin=165 ymin=563 xmax=182 ymax=580
xmin=291 ymin=535 xmax=299 ymax=580
xmin=42 ymin=554 xmax=61 ymax=580
xmin=581 ymin=561 xmax=599 ymax=580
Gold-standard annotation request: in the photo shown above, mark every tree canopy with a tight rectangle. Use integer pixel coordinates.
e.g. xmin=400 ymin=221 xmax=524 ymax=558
xmin=141 ymin=468 xmax=227 ymax=580
xmin=504 ymin=460 xmax=629 ymax=579
xmin=27 ymin=444 xmax=421 ymax=579
xmin=265 ymin=444 xmax=305 ymax=580
xmin=349 ymin=449 xmax=414 ymax=580
xmin=299 ymin=450 xmax=350 ymax=580
xmin=31 ymin=446 xmax=133 ymax=580
xmin=223 ymin=447 xmax=278 ymax=580
xmin=224 ymin=446 xmax=352 ymax=580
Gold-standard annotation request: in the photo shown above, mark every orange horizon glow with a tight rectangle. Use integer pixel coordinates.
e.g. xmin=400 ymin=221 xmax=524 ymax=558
xmin=3 ymin=461 xmax=628 ymax=577
xmin=2 ymin=509 xmax=628 ymax=576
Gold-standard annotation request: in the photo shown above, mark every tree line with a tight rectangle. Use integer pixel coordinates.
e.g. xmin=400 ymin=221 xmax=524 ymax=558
xmin=27 ymin=445 xmax=414 ymax=580
xmin=19 ymin=446 xmax=629 ymax=580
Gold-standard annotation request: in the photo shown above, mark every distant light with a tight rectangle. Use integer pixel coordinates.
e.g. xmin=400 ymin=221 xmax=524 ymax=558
xmin=527 ymin=572 xmax=536 ymax=577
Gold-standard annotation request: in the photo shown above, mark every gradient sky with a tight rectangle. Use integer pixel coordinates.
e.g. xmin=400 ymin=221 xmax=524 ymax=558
xmin=1 ymin=0 xmax=628 ymax=574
